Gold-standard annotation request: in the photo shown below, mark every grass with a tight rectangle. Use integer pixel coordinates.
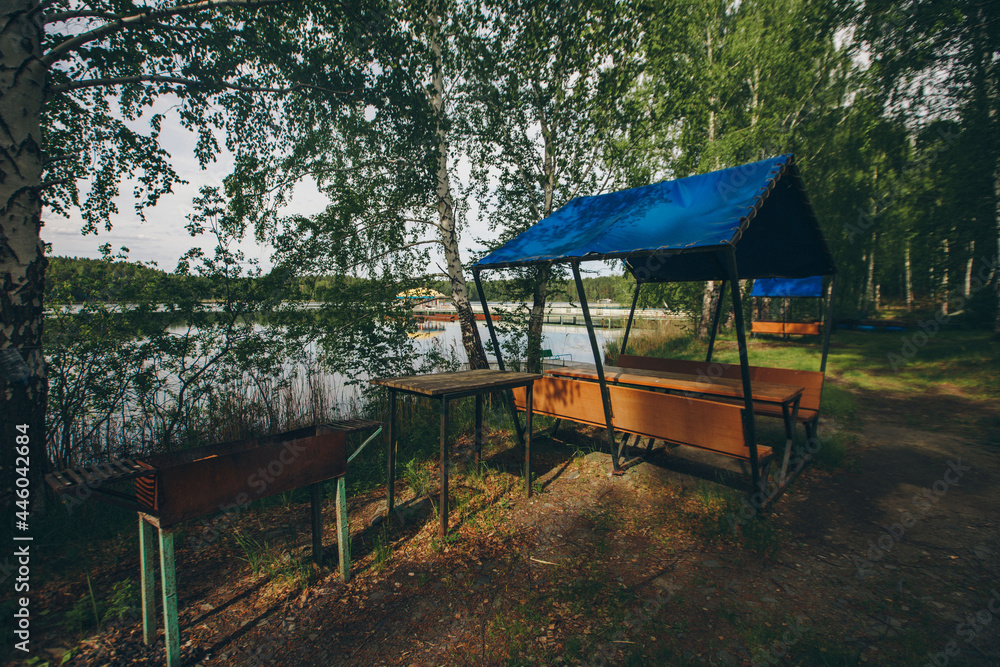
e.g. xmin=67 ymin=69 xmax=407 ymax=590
xmin=232 ymin=526 xmax=316 ymax=589
xmin=402 ymin=456 xmax=431 ymax=500
xmin=811 ymin=432 xmax=853 ymax=471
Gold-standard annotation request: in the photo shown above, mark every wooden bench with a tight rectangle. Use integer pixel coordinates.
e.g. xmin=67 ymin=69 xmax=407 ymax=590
xmin=616 ymin=354 xmax=824 ymax=440
xmin=751 ymin=320 xmax=822 ymax=336
xmin=513 ymin=376 xmax=771 ymax=462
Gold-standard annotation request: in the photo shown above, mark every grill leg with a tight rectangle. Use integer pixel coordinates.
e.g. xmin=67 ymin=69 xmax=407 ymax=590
xmin=335 ymin=476 xmax=350 ymax=582
xmin=158 ymin=528 xmax=180 ymax=667
xmin=139 ymin=517 xmax=156 ymax=645
xmin=311 ymin=483 xmax=323 ymax=567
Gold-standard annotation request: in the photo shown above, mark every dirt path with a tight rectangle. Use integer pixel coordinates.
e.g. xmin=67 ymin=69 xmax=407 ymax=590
xmin=12 ymin=382 xmax=1000 ymax=667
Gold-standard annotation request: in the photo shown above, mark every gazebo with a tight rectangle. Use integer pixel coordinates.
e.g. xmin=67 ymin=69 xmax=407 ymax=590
xmin=750 ymin=276 xmax=829 ymax=339
xmin=471 ymin=154 xmax=837 ymax=495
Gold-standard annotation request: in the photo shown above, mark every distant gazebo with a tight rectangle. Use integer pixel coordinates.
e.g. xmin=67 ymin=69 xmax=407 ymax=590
xmin=396 ymin=288 xmax=447 ymax=309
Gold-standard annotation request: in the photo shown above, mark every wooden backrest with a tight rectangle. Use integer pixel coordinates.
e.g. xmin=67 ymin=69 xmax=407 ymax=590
xmin=513 ymin=376 xmax=767 ymax=460
xmin=616 ymin=354 xmax=825 ymax=413
xmin=751 ymin=321 xmax=822 ymax=336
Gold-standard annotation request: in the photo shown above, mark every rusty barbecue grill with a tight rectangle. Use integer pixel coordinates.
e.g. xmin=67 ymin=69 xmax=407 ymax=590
xmin=45 ymin=419 xmax=382 ymax=667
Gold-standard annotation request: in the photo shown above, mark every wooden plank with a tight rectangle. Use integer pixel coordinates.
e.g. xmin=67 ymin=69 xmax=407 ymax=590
xmin=546 ymin=365 xmax=802 ymax=404
xmin=752 ymin=320 xmax=821 ymax=336
xmin=617 ymin=355 xmax=824 ymax=413
xmin=513 ymin=377 xmax=769 ymax=460
xmin=45 ymin=471 xmax=73 ymax=491
xmin=64 ymin=468 xmax=87 ymax=487
xmin=371 ymin=370 xmax=541 ymax=397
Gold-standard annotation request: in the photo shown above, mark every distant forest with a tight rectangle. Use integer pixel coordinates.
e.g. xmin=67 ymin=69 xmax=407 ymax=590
xmin=46 ymin=256 xmax=631 ymax=306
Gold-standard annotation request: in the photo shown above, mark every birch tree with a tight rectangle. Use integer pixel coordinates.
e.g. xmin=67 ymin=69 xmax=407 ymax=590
xmin=461 ymin=0 xmax=643 ymax=370
xmin=0 ymin=0 xmax=359 ymax=499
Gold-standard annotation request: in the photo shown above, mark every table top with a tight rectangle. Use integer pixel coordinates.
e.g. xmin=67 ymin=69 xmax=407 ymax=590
xmin=372 ymin=369 xmax=543 ymax=398
xmin=545 ymin=365 xmax=803 ymax=404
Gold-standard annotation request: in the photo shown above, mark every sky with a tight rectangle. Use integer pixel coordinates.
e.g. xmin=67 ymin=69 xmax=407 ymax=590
xmin=42 ymin=95 xmax=619 ymax=280
xmin=43 ymin=103 xmax=498 ymax=275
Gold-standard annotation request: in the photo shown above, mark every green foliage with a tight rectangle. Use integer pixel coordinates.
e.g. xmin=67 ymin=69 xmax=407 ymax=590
xmin=44 ymin=192 xmax=308 ymax=467
xmin=372 ymin=525 xmax=394 ymax=571
xmin=811 ymin=433 xmax=853 ymax=472
xmin=233 ymin=530 xmax=270 ymax=575
xmin=103 ymin=579 xmax=140 ymax=623
xmin=819 ymin=385 xmax=856 ymax=420
xmin=402 ymin=457 xmax=431 ymax=500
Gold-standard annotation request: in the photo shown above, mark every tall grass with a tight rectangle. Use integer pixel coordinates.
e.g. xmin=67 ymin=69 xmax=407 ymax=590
xmin=604 ymin=319 xmax=695 ymax=364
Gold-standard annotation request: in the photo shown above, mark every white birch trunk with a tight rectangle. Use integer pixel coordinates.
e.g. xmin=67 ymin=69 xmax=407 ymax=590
xmin=904 ymin=242 xmax=913 ymax=310
xmin=1 ymin=0 xmax=48 ymax=504
xmin=428 ymin=5 xmax=487 ymax=369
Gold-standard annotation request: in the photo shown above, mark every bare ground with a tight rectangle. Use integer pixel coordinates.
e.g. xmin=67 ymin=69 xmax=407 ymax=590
xmin=10 ymin=379 xmax=1000 ymax=667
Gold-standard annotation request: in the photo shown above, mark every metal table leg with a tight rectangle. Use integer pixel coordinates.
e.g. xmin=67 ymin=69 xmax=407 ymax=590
xmin=525 ymin=383 xmax=534 ymax=497
xmin=475 ymin=393 xmax=483 ymax=471
xmin=310 ymin=483 xmax=323 ymax=566
xmin=387 ymin=390 xmax=397 ymax=515
xmin=440 ymin=397 xmax=450 ymax=537
xmin=779 ymin=396 xmax=801 ymax=487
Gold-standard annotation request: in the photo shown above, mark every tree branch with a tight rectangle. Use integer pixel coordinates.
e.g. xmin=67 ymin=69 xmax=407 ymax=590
xmin=42 ymin=0 xmax=294 ymax=66
xmin=45 ymin=11 xmax=120 ymax=23
xmin=48 ymin=74 xmax=345 ymax=96
xmin=403 ymin=217 xmax=445 ymax=231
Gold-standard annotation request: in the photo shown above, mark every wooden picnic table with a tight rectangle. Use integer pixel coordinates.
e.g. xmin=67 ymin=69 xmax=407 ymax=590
xmin=372 ymin=370 xmax=542 ymax=537
xmin=545 ymin=365 xmax=804 ymax=481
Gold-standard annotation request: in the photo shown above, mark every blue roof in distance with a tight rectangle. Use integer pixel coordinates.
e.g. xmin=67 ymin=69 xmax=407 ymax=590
xmin=751 ymin=277 xmax=824 ymax=298
xmin=475 ymin=154 xmax=836 ymax=282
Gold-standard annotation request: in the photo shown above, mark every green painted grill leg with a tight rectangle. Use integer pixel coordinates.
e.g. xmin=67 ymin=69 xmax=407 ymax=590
xmin=311 ymin=482 xmax=323 ymax=567
xmin=336 ymin=476 xmax=350 ymax=582
xmin=158 ymin=528 xmax=180 ymax=667
xmin=139 ymin=517 xmax=156 ymax=645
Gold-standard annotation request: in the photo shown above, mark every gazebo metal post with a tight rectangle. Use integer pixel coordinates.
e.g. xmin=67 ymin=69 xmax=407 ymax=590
xmin=722 ymin=248 xmax=760 ymax=491
xmin=572 ymin=261 xmax=619 ymax=472
xmin=473 ymin=269 xmax=506 ymax=371
xmin=620 ymin=282 xmax=642 ymax=357
xmin=820 ymin=274 xmax=838 ymax=374
xmin=472 ymin=268 xmax=526 ymax=446
xmin=705 ymin=280 xmax=727 ymax=363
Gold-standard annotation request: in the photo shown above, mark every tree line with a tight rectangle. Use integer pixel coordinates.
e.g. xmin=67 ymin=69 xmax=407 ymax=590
xmin=46 ymin=255 xmax=632 ymax=306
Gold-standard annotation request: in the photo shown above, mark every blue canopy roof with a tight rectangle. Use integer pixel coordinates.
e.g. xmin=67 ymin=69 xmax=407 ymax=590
xmin=475 ymin=154 xmax=836 ymax=282
xmin=751 ymin=277 xmax=824 ymax=298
